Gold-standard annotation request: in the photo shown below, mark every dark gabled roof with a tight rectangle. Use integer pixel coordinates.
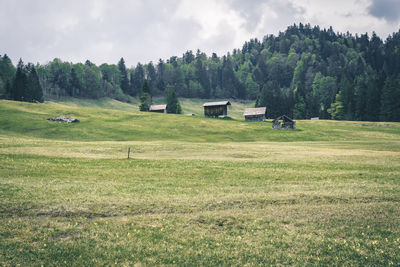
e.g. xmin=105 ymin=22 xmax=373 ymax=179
xmin=203 ymin=101 xmax=231 ymax=107
xmin=243 ymin=107 xmax=266 ymax=116
xmin=273 ymin=115 xmax=294 ymax=122
xmin=149 ymin=104 xmax=167 ymax=111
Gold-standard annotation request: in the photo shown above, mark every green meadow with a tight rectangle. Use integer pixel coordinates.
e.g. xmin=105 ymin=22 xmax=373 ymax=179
xmin=0 ymin=99 xmax=399 ymax=266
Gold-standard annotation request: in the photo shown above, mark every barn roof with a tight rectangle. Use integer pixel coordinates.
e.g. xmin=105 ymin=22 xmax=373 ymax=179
xmin=243 ymin=107 xmax=266 ymax=116
xmin=149 ymin=104 xmax=167 ymax=111
xmin=273 ymin=115 xmax=294 ymax=122
xmin=203 ymin=101 xmax=231 ymax=107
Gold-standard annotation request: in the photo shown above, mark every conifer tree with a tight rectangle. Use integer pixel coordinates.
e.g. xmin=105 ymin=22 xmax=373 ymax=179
xmin=147 ymin=62 xmax=157 ymax=94
xmin=139 ymin=79 xmax=152 ymax=111
xmin=256 ymin=81 xmax=282 ymax=118
xmin=131 ymin=63 xmax=145 ymax=96
xmin=13 ymin=59 xmax=27 ymax=101
xmin=118 ymin=58 xmax=130 ymax=95
xmin=27 ymin=65 xmax=43 ymax=102
xmin=354 ymin=75 xmax=368 ymax=121
xmin=380 ymin=76 xmax=400 ymax=121
xmin=8 ymin=60 xmax=43 ymax=102
xmin=195 ymin=58 xmax=210 ymax=98
xmin=365 ymin=74 xmax=381 ymax=121
xmin=156 ymin=59 xmax=166 ymax=92
xmin=165 ymin=86 xmax=181 ymax=114
xmin=339 ymin=76 xmax=355 ymax=120
xmin=0 ymin=54 xmax=15 ymax=97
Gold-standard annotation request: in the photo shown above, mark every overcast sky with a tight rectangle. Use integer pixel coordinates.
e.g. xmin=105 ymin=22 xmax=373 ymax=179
xmin=1 ymin=0 xmax=400 ymax=67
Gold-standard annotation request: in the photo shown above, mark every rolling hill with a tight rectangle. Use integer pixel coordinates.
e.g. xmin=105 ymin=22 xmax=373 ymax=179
xmin=1 ymin=99 xmax=400 ymax=143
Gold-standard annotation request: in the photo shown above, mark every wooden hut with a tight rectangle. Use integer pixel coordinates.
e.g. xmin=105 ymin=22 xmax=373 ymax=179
xmin=149 ymin=104 xmax=167 ymax=114
xmin=243 ymin=107 xmax=267 ymax=121
xmin=272 ymin=115 xmax=296 ymax=130
xmin=203 ymin=101 xmax=231 ymax=117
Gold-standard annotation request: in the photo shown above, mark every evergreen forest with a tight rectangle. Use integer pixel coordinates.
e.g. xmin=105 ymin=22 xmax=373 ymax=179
xmin=1 ymin=23 xmax=400 ymax=121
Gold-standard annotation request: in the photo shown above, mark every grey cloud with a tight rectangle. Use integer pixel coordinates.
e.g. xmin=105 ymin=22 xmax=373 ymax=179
xmin=227 ymin=0 xmax=305 ymax=32
xmin=227 ymin=0 xmax=265 ymax=31
xmin=0 ymin=0 xmax=202 ymax=66
xmin=0 ymin=0 xmax=399 ymax=66
xmin=368 ymin=0 xmax=400 ymax=22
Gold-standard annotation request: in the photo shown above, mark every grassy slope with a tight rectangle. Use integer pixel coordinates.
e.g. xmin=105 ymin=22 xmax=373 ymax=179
xmin=1 ymin=99 xmax=400 ymax=266
xmin=55 ymin=97 xmax=140 ymax=112
xmin=1 ymin=99 xmax=400 ymax=142
xmin=55 ymin=97 xmax=253 ymax=119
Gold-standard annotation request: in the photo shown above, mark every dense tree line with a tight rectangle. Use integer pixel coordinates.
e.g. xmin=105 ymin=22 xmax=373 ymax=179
xmin=1 ymin=24 xmax=400 ymax=121
xmin=0 ymin=56 xmax=43 ymax=102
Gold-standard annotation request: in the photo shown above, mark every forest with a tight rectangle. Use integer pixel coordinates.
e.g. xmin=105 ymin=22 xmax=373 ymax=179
xmin=1 ymin=23 xmax=400 ymax=121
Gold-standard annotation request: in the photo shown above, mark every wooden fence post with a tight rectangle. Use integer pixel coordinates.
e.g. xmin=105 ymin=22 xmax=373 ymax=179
xmin=128 ymin=147 xmax=130 ymax=159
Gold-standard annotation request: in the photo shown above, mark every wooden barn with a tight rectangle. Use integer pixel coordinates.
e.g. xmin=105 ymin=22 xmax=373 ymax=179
xmin=243 ymin=107 xmax=267 ymax=121
xmin=149 ymin=104 xmax=167 ymax=114
xmin=203 ymin=101 xmax=231 ymax=117
xmin=272 ymin=115 xmax=296 ymax=130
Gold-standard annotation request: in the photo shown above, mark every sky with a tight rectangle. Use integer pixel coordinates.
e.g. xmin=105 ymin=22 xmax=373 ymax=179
xmin=1 ymin=0 xmax=400 ymax=67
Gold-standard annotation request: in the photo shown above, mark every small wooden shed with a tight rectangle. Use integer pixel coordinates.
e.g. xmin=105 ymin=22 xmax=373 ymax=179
xmin=203 ymin=101 xmax=231 ymax=117
xmin=272 ymin=115 xmax=296 ymax=130
xmin=149 ymin=104 xmax=167 ymax=114
xmin=243 ymin=107 xmax=267 ymax=121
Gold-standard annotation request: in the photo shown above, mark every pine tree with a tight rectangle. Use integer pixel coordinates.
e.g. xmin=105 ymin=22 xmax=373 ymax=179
xmin=256 ymin=81 xmax=282 ymax=118
xmin=139 ymin=79 xmax=152 ymax=111
xmin=195 ymin=58 xmax=210 ymax=98
xmin=13 ymin=59 xmax=27 ymax=101
xmin=0 ymin=54 xmax=15 ymax=97
xmin=146 ymin=62 xmax=157 ymax=94
xmin=8 ymin=60 xmax=43 ymax=102
xmin=131 ymin=63 xmax=145 ymax=96
xmin=142 ymin=78 xmax=151 ymax=95
xmin=380 ymin=76 xmax=400 ymax=121
xmin=27 ymin=65 xmax=43 ymax=102
xmin=165 ymin=86 xmax=181 ymax=114
xmin=85 ymin=60 xmax=93 ymax=66
xmin=365 ymin=74 xmax=381 ymax=121
xmin=118 ymin=58 xmax=130 ymax=95
xmin=156 ymin=59 xmax=166 ymax=92
xmin=354 ymin=75 xmax=368 ymax=121
xmin=339 ymin=76 xmax=355 ymax=120
xmin=221 ymin=57 xmax=238 ymax=97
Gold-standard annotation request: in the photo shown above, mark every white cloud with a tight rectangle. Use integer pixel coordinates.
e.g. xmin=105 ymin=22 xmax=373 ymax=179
xmin=0 ymin=0 xmax=399 ymax=67
xmin=174 ymin=0 xmax=250 ymax=54
xmin=289 ymin=0 xmax=396 ymax=37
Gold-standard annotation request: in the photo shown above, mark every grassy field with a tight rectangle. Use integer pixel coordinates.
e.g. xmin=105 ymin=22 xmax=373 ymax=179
xmin=1 ymin=99 xmax=400 ymax=266
xmin=55 ymin=97 xmax=254 ymax=119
